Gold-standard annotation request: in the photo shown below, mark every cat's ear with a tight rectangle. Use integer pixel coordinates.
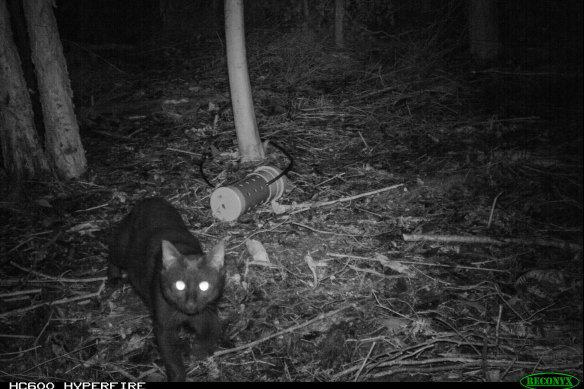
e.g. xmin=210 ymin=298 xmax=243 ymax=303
xmin=161 ymin=240 xmax=181 ymax=269
xmin=207 ymin=239 xmax=226 ymax=270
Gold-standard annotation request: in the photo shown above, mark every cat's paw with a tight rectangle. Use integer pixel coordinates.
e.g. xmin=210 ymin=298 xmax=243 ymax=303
xmin=192 ymin=340 xmax=216 ymax=360
xmin=107 ymin=263 xmax=122 ymax=280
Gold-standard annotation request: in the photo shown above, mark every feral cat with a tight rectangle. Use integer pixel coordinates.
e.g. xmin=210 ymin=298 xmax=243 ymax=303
xmin=108 ymin=197 xmax=225 ymax=381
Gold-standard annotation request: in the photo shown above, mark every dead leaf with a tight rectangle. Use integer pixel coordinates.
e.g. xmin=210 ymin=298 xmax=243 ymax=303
xmin=380 ymin=317 xmax=409 ymax=334
xmin=271 ymin=201 xmax=291 ymax=214
xmin=246 ymin=239 xmax=270 ymax=263
xmin=375 ymin=253 xmax=414 ymax=276
xmin=304 ymin=252 xmax=318 ymax=288
xmin=36 ymin=199 xmax=52 ymax=208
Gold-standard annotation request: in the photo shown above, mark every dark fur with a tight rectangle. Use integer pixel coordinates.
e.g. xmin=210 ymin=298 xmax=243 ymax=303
xmin=109 ymin=197 xmax=225 ymax=381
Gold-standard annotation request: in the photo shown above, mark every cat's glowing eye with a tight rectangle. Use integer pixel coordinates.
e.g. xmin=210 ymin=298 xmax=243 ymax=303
xmin=175 ymin=280 xmax=186 ymax=291
xmin=199 ymin=281 xmax=210 ymax=291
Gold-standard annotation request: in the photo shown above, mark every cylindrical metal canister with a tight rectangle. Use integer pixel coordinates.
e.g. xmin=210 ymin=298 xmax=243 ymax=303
xmin=210 ymin=166 xmax=287 ymax=221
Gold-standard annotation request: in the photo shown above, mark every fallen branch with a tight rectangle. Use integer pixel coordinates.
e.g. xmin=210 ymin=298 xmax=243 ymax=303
xmin=348 ymin=264 xmax=405 ymax=279
xmin=334 ymin=356 xmax=582 ymax=380
xmin=213 ymin=304 xmax=355 ymax=357
xmin=0 ymin=345 xmax=41 ymax=357
xmin=327 ymin=252 xmax=508 ymax=273
xmin=290 ymin=184 xmax=404 ymax=215
xmin=0 ymin=289 xmax=42 ymax=298
xmin=402 ymin=234 xmax=582 ymax=251
xmin=354 ymin=342 xmax=376 ymax=382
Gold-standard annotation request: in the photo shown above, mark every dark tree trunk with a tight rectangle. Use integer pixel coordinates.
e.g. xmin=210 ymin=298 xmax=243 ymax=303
xmin=0 ymin=0 xmax=51 ymax=186
xmin=23 ymin=0 xmax=86 ymax=180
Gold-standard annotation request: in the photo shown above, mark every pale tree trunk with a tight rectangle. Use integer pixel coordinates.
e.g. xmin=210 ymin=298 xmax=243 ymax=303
xmin=0 ymin=0 xmax=51 ymax=185
xmin=334 ymin=0 xmax=345 ymax=49
xmin=469 ymin=0 xmax=500 ymax=65
xmin=23 ymin=0 xmax=86 ymax=180
xmin=225 ymin=0 xmax=264 ymax=163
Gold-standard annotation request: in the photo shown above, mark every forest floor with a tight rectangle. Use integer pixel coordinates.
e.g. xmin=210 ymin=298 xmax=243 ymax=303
xmin=1 ymin=26 xmax=582 ymax=382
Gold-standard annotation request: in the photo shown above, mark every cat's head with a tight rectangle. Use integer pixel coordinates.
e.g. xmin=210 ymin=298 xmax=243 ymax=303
xmin=159 ymin=239 xmax=226 ymax=315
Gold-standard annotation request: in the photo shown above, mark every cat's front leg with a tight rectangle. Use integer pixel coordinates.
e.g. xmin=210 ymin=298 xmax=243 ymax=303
xmin=187 ymin=308 xmax=221 ymax=357
xmin=153 ymin=319 xmax=186 ymax=382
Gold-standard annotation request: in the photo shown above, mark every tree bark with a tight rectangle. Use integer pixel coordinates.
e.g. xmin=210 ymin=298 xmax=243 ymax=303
xmin=0 ymin=0 xmax=50 ymax=185
xmin=225 ymin=0 xmax=264 ymax=163
xmin=23 ymin=0 xmax=86 ymax=180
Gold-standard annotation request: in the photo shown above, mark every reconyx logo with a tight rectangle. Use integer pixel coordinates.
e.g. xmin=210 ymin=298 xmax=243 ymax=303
xmin=520 ymin=373 xmax=580 ymax=389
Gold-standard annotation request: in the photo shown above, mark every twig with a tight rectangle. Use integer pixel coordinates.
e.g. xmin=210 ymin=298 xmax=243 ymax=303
xmin=334 ymin=356 xmax=579 ymax=380
xmin=348 ymin=265 xmax=405 ymax=280
xmin=137 ymin=367 xmax=163 ymax=381
xmin=402 ymin=234 xmax=582 ymax=251
xmin=9 ymin=261 xmax=107 ymax=283
xmin=62 ymin=40 xmax=127 ymax=73
xmin=3 ymin=231 xmax=55 ymax=257
xmin=433 ymin=318 xmax=481 ymax=357
xmin=74 ymin=202 xmax=110 ymax=213
xmin=372 ymin=290 xmax=410 ymax=320
xmin=363 ymin=361 xmax=571 ymax=380
xmin=89 ymin=129 xmax=132 ymax=140
xmin=241 ymin=218 xmax=291 ymax=244
xmin=0 ymin=345 xmax=41 ymax=357
xmin=103 ymin=363 xmax=138 ymax=381
xmin=35 ymin=311 xmax=54 ymax=345
xmin=487 ymin=191 xmax=503 ymax=229
xmin=4 ymin=238 xmax=35 ymax=256
xmin=291 ymin=222 xmax=358 ymax=236
xmin=470 ymin=69 xmax=573 ymax=76
xmin=327 ymin=252 xmax=508 ymax=273
xmin=357 ymin=131 xmax=370 ymax=150
xmin=0 ymin=289 xmax=42 ymax=298
xmin=315 ymin=173 xmax=345 ymax=187
xmin=0 ymin=283 xmax=105 ymax=318
xmin=20 ymin=342 xmax=100 ymax=374
xmin=345 ymin=85 xmax=398 ymax=103
xmin=166 ymin=147 xmax=202 ymax=158
xmin=493 ymin=283 xmax=525 ymax=322
xmin=495 ymin=305 xmax=502 ymax=346
xmin=0 ymin=334 xmax=35 ymax=340
xmin=354 ymin=342 xmax=376 ymax=382
xmin=213 ymin=304 xmax=355 ymax=357
xmin=291 ymin=184 xmax=404 ymax=215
